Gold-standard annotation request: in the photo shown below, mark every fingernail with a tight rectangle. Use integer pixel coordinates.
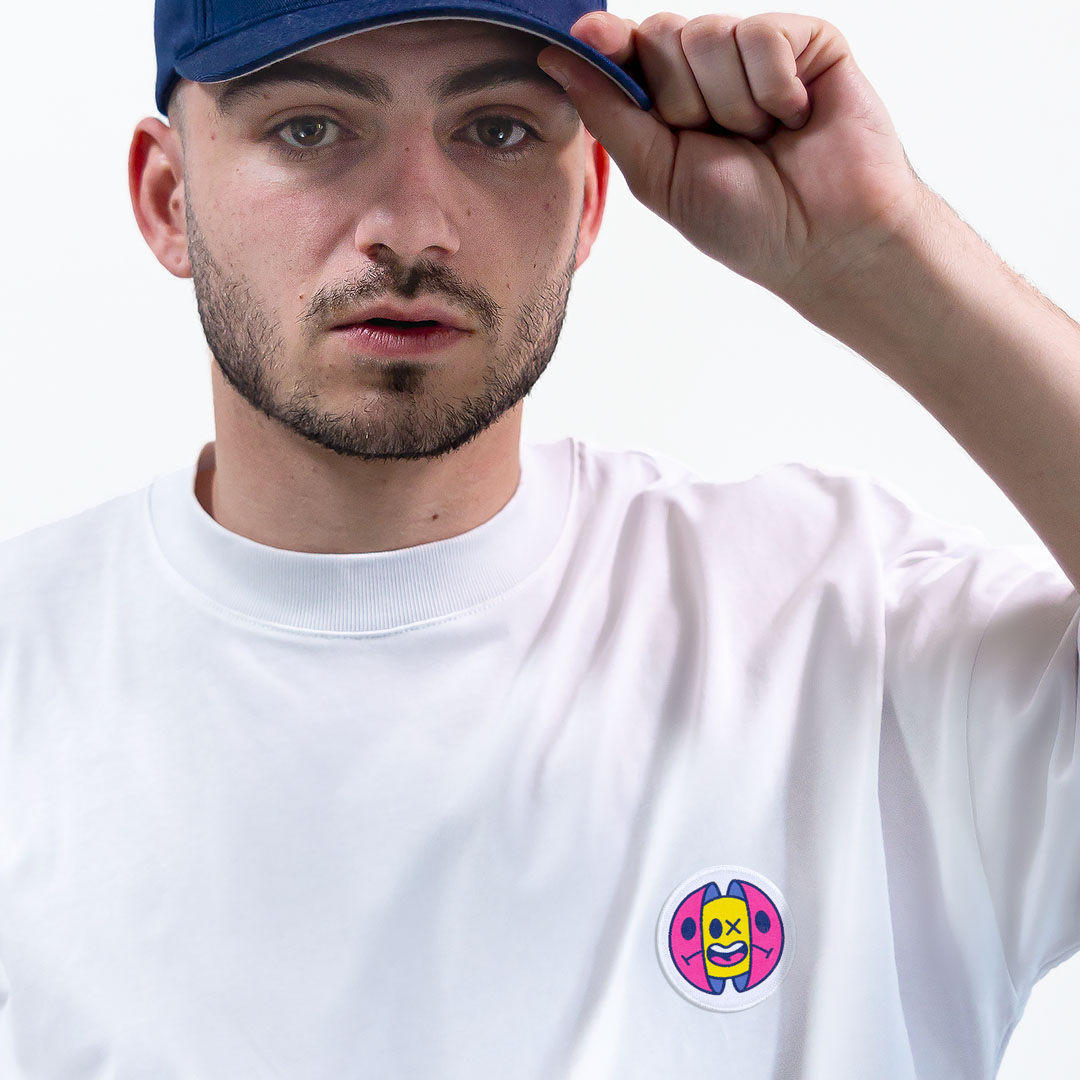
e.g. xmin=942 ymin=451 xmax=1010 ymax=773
xmin=537 ymin=59 xmax=570 ymax=90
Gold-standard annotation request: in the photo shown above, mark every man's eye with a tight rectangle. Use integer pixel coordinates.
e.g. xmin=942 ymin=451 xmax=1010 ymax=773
xmin=275 ymin=116 xmax=343 ymax=153
xmin=466 ymin=116 xmax=536 ymax=155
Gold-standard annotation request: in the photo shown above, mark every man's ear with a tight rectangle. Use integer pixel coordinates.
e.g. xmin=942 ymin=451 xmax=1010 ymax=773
xmin=129 ymin=113 xmax=191 ymax=278
xmin=573 ymin=130 xmax=610 ymax=270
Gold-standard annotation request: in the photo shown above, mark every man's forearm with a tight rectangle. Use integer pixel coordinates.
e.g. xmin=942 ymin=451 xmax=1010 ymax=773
xmin=789 ymin=185 xmax=1080 ymax=593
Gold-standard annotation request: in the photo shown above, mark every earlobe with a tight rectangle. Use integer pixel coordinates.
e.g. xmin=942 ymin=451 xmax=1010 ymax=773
xmin=129 ymin=117 xmax=192 ymax=279
xmin=573 ymin=133 xmax=610 ymax=271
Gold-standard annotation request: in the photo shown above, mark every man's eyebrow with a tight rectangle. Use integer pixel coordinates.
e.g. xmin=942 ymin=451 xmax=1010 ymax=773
xmin=213 ymin=56 xmax=570 ymax=119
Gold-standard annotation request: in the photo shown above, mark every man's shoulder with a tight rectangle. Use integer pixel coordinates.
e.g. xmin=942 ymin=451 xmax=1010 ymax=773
xmin=573 ymin=437 xmax=879 ymax=514
xmin=0 ymin=483 xmax=151 ymax=613
xmin=569 ymin=438 xmax=998 ymax=570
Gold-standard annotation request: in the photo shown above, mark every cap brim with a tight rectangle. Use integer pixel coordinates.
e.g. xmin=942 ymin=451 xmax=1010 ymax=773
xmin=164 ymin=2 xmax=652 ymax=115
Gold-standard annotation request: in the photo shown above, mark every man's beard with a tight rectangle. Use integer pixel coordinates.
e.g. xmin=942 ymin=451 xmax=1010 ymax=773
xmin=184 ymin=197 xmax=580 ymax=461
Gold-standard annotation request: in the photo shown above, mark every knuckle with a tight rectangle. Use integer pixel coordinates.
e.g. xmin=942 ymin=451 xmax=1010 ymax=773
xmin=732 ymin=18 xmax=775 ymax=51
xmin=680 ymin=13 xmax=739 ymax=52
xmin=733 ymin=14 xmax=771 ymax=34
xmin=637 ymin=11 xmax=688 ymax=37
xmin=818 ymin=18 xmax=843 ymax=40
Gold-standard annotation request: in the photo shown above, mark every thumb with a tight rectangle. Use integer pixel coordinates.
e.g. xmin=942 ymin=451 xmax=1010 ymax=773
xmin=536 ymin=44 xmax=674 ymax=217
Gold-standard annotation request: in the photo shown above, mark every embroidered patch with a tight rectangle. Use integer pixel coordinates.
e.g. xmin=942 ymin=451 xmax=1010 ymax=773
xmin=656 ymin=865 xmax=795 ymax=1011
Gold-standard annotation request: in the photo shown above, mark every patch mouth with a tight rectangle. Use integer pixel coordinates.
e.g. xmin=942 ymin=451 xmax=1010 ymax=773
xmin=707 ymin=941 xmax=747 ymax=967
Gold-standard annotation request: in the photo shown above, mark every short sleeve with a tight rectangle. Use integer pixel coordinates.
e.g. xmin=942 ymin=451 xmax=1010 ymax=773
xmin=872 ymin=474 xmax=1080 ymax=1002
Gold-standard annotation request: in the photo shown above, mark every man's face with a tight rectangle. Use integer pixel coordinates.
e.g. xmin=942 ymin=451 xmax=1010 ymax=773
xmin=171 ymin=20 xmax=601 ymax=461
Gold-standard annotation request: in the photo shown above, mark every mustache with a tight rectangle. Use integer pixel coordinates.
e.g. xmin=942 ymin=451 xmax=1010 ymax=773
xmin=298 ymin=259 xmax=502 ymax=337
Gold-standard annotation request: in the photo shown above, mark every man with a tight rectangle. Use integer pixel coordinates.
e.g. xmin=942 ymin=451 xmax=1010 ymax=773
xmin=1 ymin=0 xmax=1078 ymax=1076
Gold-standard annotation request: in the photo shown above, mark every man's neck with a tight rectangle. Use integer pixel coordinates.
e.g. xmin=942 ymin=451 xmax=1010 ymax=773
xmin=197 ymin=372 xmax=524 ymax=555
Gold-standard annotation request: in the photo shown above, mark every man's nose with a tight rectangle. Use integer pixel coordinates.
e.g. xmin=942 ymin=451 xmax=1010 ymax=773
xmin=351 ymin=138 xmax=463 ymax=264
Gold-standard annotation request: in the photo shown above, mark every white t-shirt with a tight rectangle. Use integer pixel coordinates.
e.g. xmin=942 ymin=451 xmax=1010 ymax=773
xmin=1 ymin=436 xmax=1078 ymax=1079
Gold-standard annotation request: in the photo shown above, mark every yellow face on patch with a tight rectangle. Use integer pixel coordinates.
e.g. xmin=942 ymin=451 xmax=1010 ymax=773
xmin=702 ymin=895 xmax=751 ymax=979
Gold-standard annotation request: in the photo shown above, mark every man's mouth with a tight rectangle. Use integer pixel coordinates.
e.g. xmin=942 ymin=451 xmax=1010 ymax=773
xmin=707 ymin=941 xmax=748 ymax=967
xmin=354 ymin=317 xmax=444 ymax=331
xmin=331 ymin=319 xmax=468 ymax=357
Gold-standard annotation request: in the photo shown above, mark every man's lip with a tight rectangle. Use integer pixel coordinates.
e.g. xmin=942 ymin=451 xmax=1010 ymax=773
xmin=331 ymin=321 xmax=475 ymax=337
xmin=329 ymin=303 xmax=471 ymax=331
xmin=331 ymin=322 xmax=469 ymax=357
xmin=333 ymin=320 xmax=467 ymax=331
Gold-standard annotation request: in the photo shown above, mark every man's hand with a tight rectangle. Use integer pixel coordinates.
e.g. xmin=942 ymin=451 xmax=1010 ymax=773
xmin=536 ymin=12 xmax=925 ymax=307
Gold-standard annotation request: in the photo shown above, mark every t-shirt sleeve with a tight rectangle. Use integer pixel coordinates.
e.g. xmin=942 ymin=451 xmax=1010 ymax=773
xmin=871 ymin=473 xmax=1080 ymax=1002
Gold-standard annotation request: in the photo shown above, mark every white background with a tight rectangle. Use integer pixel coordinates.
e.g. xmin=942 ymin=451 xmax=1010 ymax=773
xmin=2 ymin=0 xmax=1079 ymax=1074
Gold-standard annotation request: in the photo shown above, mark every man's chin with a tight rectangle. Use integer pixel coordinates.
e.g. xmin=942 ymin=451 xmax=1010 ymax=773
xmin=268 ymin=393 xmax=513 ymax=463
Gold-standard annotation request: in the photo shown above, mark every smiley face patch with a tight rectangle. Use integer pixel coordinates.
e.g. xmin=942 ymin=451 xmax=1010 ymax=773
xmin=656 ymin=865 xmax=795 ymax=1011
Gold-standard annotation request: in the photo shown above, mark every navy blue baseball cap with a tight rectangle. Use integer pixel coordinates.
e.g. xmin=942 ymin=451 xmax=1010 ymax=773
xmin=154 ymin=0 xmax=653 ymax=117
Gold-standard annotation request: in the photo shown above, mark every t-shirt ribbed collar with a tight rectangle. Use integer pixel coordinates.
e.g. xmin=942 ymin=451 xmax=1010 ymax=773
xmin=147 ymin=436 xmax=576 ymax=634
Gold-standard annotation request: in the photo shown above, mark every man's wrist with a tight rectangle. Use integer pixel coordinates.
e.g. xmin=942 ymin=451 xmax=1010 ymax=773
xmin=785 ymin=177 xmax=1070 ymax=389
xmin=777 ymin=181 xmax=972 ymax=388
